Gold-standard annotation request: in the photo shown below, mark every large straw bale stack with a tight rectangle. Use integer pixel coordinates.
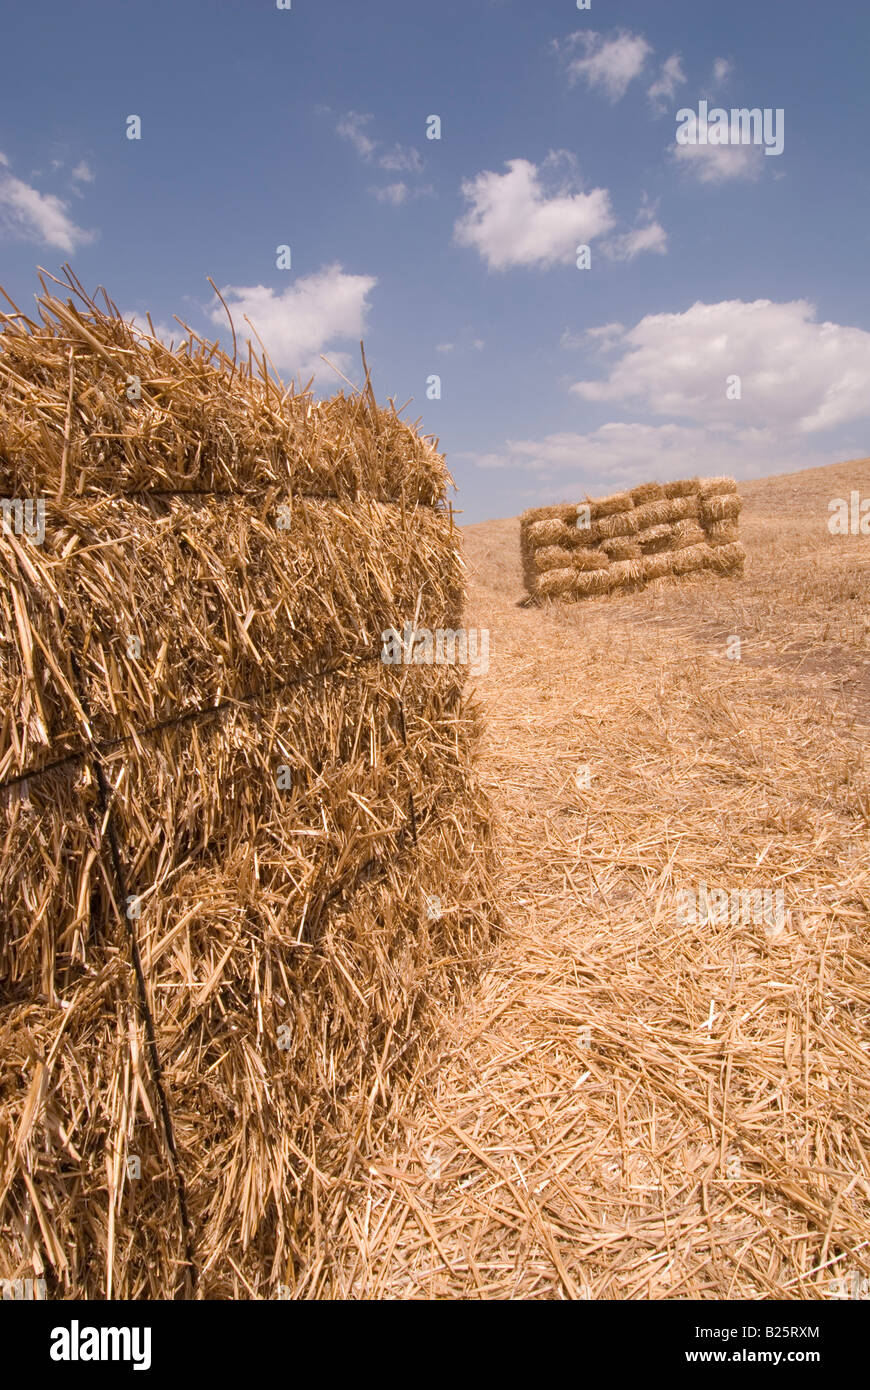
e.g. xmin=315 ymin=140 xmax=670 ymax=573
xmin=520 ymin=474 xmax=743 ymax=602
xmin=0 ymin=273 xmax=496 ymax=1298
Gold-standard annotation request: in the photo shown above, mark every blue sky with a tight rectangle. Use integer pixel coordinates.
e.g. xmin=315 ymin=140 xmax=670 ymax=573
xmin=1 ymin=0 xmax=868 ymax=521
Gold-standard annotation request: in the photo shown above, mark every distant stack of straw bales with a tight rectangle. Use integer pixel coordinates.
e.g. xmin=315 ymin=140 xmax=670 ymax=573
xmin=0 ymin=273 xmax=494 ymax=1298
xmin=520 ymin=477 xmax=745 ymax=602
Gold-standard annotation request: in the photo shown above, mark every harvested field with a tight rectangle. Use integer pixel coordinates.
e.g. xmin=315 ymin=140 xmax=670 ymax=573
xmin=307 ymin=457 xmax=870 ymax=1300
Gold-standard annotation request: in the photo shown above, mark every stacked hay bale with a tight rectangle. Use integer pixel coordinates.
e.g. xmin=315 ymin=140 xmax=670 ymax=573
xmin=520 ymin=476 xmax=744 ymax=603
xmin=0 ymin=276 xmax=495 ymax=1298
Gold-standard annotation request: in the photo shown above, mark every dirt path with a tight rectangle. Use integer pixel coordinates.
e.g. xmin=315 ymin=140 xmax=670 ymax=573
xmin=316 ymin=515 xmax=870 ymax=1300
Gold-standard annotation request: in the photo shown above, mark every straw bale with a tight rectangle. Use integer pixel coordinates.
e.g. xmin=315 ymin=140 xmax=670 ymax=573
xmin=638 ymin=523 xmax=676 ymax=554
xmin=608 ymin=559 xmax=644 ymax=588
xmin=2 ymin=646 xmax=472 ymax=980
xmin=601 ymin=538 xmax=641 ymax=561
xmin=533 ymin=544 xmax=573 ymax=573
xmin=669 ymin=541 xmax=710 ymax=576
xmin=0 ymin=285 xmax=445 ymax=507
xmin=698 ymin=475 xmax=738 ymax=499
xmin=573 ymin=547 xmax=607 ymax=572
xmin=593 ymin=509 xmax=640 ymax=541
xmin=0 ymin=493 xmax=462 ymax=781
xmin=526 ymin=518 xmax=568 ymax=548
xmin=571 ymin=568 xmax=612 ymax=597
xmin=641 ymin=551 xmax=677 ymax=581
xmin=630 ymin=481 xmax=664 ymax=506
xmin=537 ymin=567 xmax=577 ymax=598
xmin=0 ymin=273 xmax=497 ymax=1299
xmin=521 ymin=503 xmax=576 ymax=527
xmin=700 ymin=492 xmax=742 ymax=525
xmin=706 ymin=519 xmax=740 ymax=546
xmin=662 ymin=477 xmax=700 ymax=498
xmin=706 ymin=540 xmax=746 ymax=573
xmin=0 ymin=679 xmax=492 ymax=1297
xmin=670 ymin=518 xmax=706 ymax=550
xmin=587 ymin=490 xmax=634 ymax=520
xmin=633 ymin=496 xmax=699 ymax=530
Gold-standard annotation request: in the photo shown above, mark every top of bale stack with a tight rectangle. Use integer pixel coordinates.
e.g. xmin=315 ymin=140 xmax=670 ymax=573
xmin=0 ymin=269 xmax=447 ymax=505
xmin=0 ymin=272 xmax=460 ymax=782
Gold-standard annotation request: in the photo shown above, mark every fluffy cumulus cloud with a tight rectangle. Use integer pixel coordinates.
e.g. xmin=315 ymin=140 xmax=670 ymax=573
xmin=555 ymin=29 xmax=652 ymax=101
xmin=572 ymin=299 xmax=870 ymax=434
xmin=461 ymin=300 xmax=870 ymax=489
xmin=208 ymin=265 xmax=377 ymax=386
xmin=0 ymin=151 xmax=95 ymax=252
xmin=454 ymin=154 xmax=615 ymax=270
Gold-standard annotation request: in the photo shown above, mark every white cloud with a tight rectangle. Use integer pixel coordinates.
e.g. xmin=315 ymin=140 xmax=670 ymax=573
xmin=464 ymin=299 xmax=870 ymax=493
xmin=436 ymin=342 xmax=454 ymax=354
xmin=572 ymin=298 xmax=870 ymax=434
xmin=208 ymin=265 xmax=377 ymax=386
xmin=648 ymin=54 xmax=686 ymax=113
xmin=556 ymin=29 xmax=652 ymax=101
xmin=454 ymin=154 xmax=615 ymax=270
xmin=71 ymin=160 xmax=95 ymax=183
xmin=585 ymin=322 xmax=625 ymax=345
xmin=712 ymin=58 xmax=732 ymax=86
xmin=459 ymin=420 xmax=834 ymax=487
xmin=379 ymin=145 xmax=423 ymax=173
xmin=604 ymin=215 xmax=667 ymax=261
xmin=672 ymin=140 xmax=764 ymax=183
xmin=0 ymin=150 xmax=95 ymax=252
xmin=336 ymin=111 xmax=377 ymax=160
xmin=373 ymin=182 xmax=410 ymax=205
xmin=370 ymin=180 xmax=433 ymax=204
